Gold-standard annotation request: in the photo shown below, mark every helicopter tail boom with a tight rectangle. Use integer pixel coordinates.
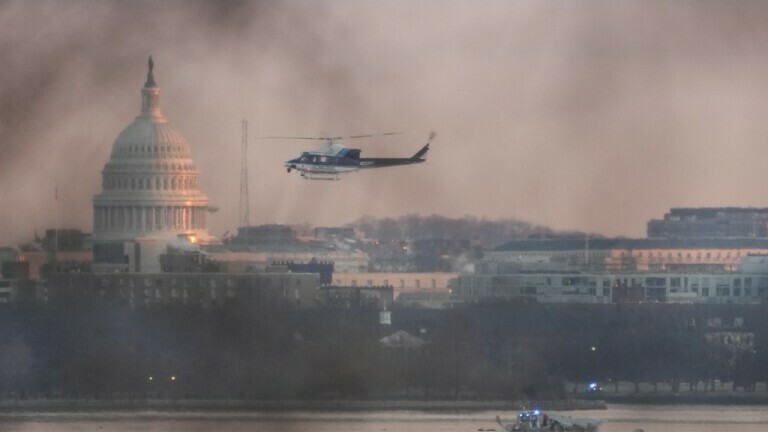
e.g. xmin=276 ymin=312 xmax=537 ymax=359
xmin=411 ymin=143 xmax=429 ymax=160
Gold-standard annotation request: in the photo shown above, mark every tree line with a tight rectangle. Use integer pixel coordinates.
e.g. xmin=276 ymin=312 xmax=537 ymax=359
xmin=1 ymin=300 xmax=767 ymax=401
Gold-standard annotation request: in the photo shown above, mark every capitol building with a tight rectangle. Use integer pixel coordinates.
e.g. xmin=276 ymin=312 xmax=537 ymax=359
xmin=92 ymin=58 xmax=214 ymax=272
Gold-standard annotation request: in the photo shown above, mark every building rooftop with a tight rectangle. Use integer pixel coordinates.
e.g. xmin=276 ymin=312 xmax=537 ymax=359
xmin=494 ymin=237 xmax=768 ymax=252
xmin=664 ymin=207 xmax=768 ymax=218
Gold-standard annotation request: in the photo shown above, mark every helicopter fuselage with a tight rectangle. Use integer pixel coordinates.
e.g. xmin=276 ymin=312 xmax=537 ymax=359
xmin=284 ymin=151 xmax=363 ymax=177
xmin=282 ymin=135 xmax=431 ymax=180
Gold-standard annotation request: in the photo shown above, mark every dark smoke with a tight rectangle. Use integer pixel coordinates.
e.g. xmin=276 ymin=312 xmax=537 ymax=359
xmin=4 ymin=0 xmax=768 ymax=245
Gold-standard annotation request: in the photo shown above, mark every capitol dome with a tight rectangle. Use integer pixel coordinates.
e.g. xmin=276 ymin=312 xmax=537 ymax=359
xmin=93 ymin=57 xmax=210 ymax=242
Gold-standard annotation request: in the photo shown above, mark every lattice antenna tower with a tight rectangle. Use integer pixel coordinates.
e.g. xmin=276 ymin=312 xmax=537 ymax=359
xmin=239 ymin=118 xmax=250 ymax=228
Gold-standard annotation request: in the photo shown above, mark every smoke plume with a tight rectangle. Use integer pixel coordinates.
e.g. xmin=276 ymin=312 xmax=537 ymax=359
xmin=4 ymin=0 xmax=768 ymax=245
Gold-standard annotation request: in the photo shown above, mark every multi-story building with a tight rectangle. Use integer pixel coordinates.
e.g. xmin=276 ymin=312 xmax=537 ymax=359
xmin=487 ymin=236 xmax=768 ymax=272
xmin=49 ymin=272 xmax=320 ymax=308
xmin=455 ymin=254 xmax=768 ymax=305
xmin=647 ymin=207 xmax=768 ymax=238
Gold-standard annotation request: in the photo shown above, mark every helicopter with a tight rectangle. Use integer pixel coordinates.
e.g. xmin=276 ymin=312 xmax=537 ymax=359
xmin=261 ymin=132 xmax=435 ymax=180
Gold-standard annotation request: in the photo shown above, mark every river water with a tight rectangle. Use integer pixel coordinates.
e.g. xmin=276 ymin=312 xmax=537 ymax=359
xmin=1 ymin=404 xmax=767 ymax=432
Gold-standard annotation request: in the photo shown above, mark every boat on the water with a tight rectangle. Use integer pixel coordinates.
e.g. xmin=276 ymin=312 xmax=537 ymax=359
xmin=496 ymin=409 xmax=602 ymax=432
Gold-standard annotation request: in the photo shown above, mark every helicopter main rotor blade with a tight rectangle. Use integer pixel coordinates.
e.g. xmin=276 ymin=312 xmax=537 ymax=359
xmin=347 ymin=132 xmax=402 ymax=139
xmin=255 ymin=136 xmax=343 ymax=140
xmin=256 ymin=132 xmax=402 ymax=141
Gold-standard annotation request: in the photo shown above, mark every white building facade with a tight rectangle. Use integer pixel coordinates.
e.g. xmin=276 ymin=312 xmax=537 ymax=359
xmin=92 ymin=58 xmax=212 ymax=272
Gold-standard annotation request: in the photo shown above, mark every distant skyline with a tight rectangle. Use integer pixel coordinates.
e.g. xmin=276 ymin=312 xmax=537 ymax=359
xmin=4 ymin=0 xmax=768 ymax=245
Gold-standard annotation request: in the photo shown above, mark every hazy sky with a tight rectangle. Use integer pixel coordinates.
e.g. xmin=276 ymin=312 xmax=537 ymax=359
xmin=4 ymin=0 xmax=768 ymax=245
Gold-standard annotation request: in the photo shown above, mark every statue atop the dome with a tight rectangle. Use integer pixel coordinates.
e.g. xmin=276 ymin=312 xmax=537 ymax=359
xmin=144 ymin=55 xmax=157 ymax=88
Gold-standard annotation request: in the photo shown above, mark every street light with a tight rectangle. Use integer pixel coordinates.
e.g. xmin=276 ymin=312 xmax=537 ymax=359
xmin=170 ymin=375 xmax=177 ymax=402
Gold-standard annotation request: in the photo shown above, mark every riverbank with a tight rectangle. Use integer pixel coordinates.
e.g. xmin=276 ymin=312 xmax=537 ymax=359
xmin=3 ymin=392 xmax=766 ymax=415
xmin=0 ymin=398 xmax=605 ymax=413
xmin=573 ymin=380 xmax=768 ymax=406
xmin=597 ymin=392 xmax=768 ymax=405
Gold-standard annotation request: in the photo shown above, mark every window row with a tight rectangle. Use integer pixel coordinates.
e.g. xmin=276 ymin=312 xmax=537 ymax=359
xmin=117 ymin=144 xmax=189 ymax=158
xmin=104 ymin=176 xmax=198 ymax=191
xmin=94 ymin=206 xmax=207 ymax=231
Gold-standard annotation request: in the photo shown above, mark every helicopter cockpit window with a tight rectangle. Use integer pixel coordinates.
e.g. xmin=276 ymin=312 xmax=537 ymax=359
xmin=299 ymin=154 xmax=310 ymax=163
